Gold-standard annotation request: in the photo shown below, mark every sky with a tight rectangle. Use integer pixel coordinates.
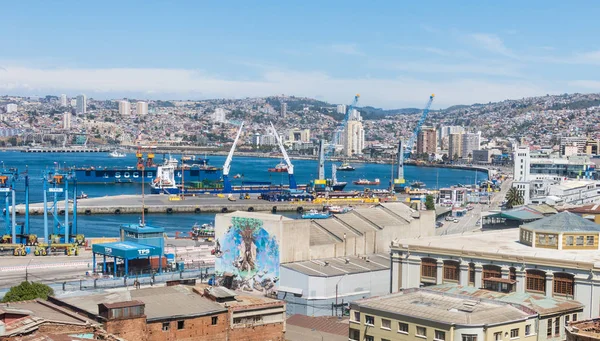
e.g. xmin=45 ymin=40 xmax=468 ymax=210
xmin=2 ymin=1 xmax=600 ymax=109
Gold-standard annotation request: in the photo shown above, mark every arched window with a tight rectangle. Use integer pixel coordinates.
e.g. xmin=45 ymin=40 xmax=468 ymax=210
xmin=443 ymin=260 xmax=459 ymax=282
xmin=421 ymin=258 xmax=437 ymax=280
xmin=482 ymin=265 xmax=502 ymax=282
xmin=526 ymin=269 xmax=546 ymax=293
xmin=553 ymin=273 xmax=574 ymax=297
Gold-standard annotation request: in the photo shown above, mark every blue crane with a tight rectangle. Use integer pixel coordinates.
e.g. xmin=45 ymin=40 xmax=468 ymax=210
xmin=404 ymin=94 xmax=435 ymax=158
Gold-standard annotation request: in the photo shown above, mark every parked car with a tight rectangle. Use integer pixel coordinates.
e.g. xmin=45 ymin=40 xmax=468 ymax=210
xmin=453 ymin=219 xmax=459 ymax=223
xmin=436 ymin=222 xmax=444 ymax=228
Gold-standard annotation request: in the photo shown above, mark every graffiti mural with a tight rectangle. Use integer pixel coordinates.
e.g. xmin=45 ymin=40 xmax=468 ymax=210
xmin=215 ymin=217 xmax=280 ymax=293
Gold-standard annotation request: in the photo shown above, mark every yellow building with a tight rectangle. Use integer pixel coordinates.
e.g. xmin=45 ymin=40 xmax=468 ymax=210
xmin=349 ymin=288 xmax=538 ymax=341
xmin=518 ymin=211 xmax=600 ymax=250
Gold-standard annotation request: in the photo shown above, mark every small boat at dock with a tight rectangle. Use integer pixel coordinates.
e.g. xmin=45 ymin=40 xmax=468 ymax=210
xmin=353 ymin=178 xmax=380 ymax=185
xmin=301 ymin=209 xmax=331 ymax=219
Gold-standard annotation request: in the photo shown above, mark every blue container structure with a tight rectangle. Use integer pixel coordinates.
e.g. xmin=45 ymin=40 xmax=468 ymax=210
xmin=92 ymin=223 xmax=165 ymax=277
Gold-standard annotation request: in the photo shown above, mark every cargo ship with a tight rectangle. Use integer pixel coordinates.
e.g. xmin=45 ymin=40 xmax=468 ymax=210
xmin=353 ymin=178 xmax=380 ymax=185
xmin=268 ymin=162 xmax=288 ymax=172
xmin=72 ymin=157 xmax=221 ymax=184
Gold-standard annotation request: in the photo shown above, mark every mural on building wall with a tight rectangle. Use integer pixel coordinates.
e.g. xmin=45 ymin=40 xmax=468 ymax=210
xmin=215 ymin=217 xmax=280 ymax=293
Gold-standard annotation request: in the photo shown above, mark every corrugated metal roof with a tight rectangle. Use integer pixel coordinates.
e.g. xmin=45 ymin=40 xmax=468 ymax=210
xmin=281 ymin=254 xmax=390 ymax=277
xmin=523 ymin=211 xmax=600 ymax=232
xmin=486 ymin=207 xmax=544 ymax=222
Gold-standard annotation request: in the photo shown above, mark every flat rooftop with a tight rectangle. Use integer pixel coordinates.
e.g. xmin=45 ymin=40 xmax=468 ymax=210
xmin=352 ymin=289 xmax=534 ymax=326
xmin=281 ymin=254 xmax=390 ymax=277
xmin=56 ymin=285 xmax=226 ymax=321
xmin=426 ymin=284 xmax=583 ymax=316
xmin=393 ymin=228 xmax=600 ymax=268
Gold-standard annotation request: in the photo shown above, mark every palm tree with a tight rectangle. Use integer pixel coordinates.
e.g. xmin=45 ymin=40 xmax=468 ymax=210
xmin=505 ymin=187 xmax=524 ymax=209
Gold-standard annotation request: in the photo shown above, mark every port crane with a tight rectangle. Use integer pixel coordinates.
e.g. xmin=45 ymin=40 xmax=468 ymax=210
xmin=404 ymin=94 xmax=435 ymax=158
xmin=393 ymin=94 xmax=435 ymax=191
xmin=222 ymin=121 xmax=245 ymax=193
xmin=270 ymin=122 xmax=297 ymax=189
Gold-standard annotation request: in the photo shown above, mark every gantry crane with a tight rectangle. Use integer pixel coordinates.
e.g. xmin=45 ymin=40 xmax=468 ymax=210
xmin=270 ymin=122 xmax=297 ymax=189
xmin=404 ymin=94 xmax=435 ymax=158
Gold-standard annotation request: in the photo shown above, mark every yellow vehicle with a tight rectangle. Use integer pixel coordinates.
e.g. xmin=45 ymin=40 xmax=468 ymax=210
xmin=168 ymin=195 xmax=182 ymax=201
xmin=244 ymin=193 xmax=251 ymax=200
xmin=0 ymin=244 xmax=27 ymax=256
xmin=34 ymin=243 xmax=79 ymax=256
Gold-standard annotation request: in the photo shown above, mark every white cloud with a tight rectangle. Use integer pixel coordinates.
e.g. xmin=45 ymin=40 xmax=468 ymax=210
xmin=0 ymin=65 xmax=558 ymax=108
xmin=329 ymin=43 xmax=363 ymax=56
xmin=470 ymin=33 xmax=517 ymax=59
xmin=373 ymin=60 xmax=522 ymax=77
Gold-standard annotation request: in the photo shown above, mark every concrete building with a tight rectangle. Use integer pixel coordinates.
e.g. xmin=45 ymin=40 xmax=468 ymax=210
xmin=566 ymin=318 xmax=600 ymax=340
xmin=449 ymin=133 xmax=463 ymax=160
xmin=260 ymin=134 xmax=277 ymax=146
xmin=213 ymin=108 xmax=227 ymax=123
xmin=5 ymin=103 xmax=17 ymax=113
xmin=118 ymin=100 xmax=131 ymax=116
xmin=62 ymin=111 xmax=72 ymax=130
xmin=439 ymin=125 xmax=465 ymax=149
xmin=76 ymin=94 xmax=86 ymax=114
xmin=472 ymin=149 xmax=491 ymax=164
xmin=343 ymin=120 xmax=364 ymax=156
xmin=70 ymin=98 xmax=77 ymax=107
xmin=281 ymin=102 xmax=287 ymax=117
xmin=279 ymin=254 xmax=390 ymax=316
xmin=253 ymin=132 xmax=261 ymax=146
xmin=389 ymin=212 xmax=600 ymax=319
xmin=288 ymin=128 xmax=310 ymax=143
xmin=349 ymin=288 xmax=539 ymax=341
xmin=561 ymin=136 xmax=588 ymax=156
xmin=60 ymin=93 xmax=68 ymax=106
xmin=336 ymin=104 xmax=347 ymax=115
xmin=136 ymin=101 xmax=148 ymax=115
xmin=417 ymin=126 xmax=437 ymax=155
xmin=215 ymin=204 xmax=435 ymax=311
xmin=349 ymin=108 xmax=361 ymax=121
xmin=461 ymin=132 xmax=481 ymax=159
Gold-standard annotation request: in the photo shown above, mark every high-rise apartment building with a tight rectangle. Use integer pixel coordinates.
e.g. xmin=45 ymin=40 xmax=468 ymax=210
xmin=438 ymin=125 xmax=465 ymax=149
xmin=76 ymin=95 xmax=86 ymax=114
xmin=62 ymin=112 xmax=72 ymax=130
xmin=461 ymin=132 xmax=481 ymax=159
xmin=213 ymin=108 xmax=226 ymax=123
xmin=280 ymin=102 xmax=287 ymax=117
xmin=119 ymin=100 xmax=131 ymax=116
xmin=6 ymin=104 xmax=17 ymax=113
xmin=349 ymin=109 xmax=361 ymax=121
xmin=449 ymin=133 xmax=463 ymax=160
xmin=416 ymin=126 xmax=437 ymax=155
xmin=343 ymin=120 xmax=364 ymax=156
xmin=136 ymin=101 xmax=148 ymax=115
xmin=60 ymin=94 xmax=68 ymax=107
xmin=336 ymin=104 xmax=347 ymax=115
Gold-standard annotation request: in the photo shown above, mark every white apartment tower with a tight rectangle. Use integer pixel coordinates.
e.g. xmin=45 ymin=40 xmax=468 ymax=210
xmin=281 ymin=102 xmax=287 ymax=117
xmin=136 ymin=101 xmax=148 ymax=115
xmin=336 ymin=104 xmax=347 ymax=115
xmin=212 ymin=108 xmax=226 ymax=123
xmin=60 ymin=94 xmax=68 ymax=107
xmin=6 ymin=104 xmax=17 ymax=113
xmin=343 ymin=120 xmax=364 ymax=156
xmin=76 ymin=94 xmax=86 ymax=114
xmin=119 ymin=100 xmax=131 ymax=116
xmin=62 ymin=112 xmax=72 ymax=130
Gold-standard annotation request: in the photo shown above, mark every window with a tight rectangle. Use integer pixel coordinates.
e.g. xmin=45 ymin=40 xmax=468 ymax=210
xmin=573 ymin=313 xmax=578 ymax=322
xmin=365 ymin=315 xmax=374 ymax=326
xmin=565 ymin=315 xmax=570 ymax=325
xmin=525 ymin=324 xmax=531 ymax=336
xmin=554 ymin=317 xmax=560 ymax=335
xmin=443 ymin=261 xmax=459 ymax=282
xmin=352 ymin=311 xmax=360 ymax=322
xmin=509 ymin=267 xmax=517 ymax=281
xmin=211 ymin=316 xmax=218 ymax=325
xmin=576 ymin=236 xmax=584 ymax=246
xmin=162 ymin=322 xmax=170 ymax=331
xmin=349 ymin=329 xmax=360 ymax=341
xmin=482 ymin=265 xmax=502 ymax=282
xmin=526 ymin=269 xmax=546 ymax=292
xmin=510 ymin=328 xmax=519 ymax=338
xmin=416 ymin=326 xmax=427 ymax=337
xmin=177 ymin=320 xmax=184 ymax=330
xmin=462 ymin=335 xmax=477 ymax=341
xmin=469 ymin=263 xmax=475 ymax=285
xmin=398 ymin=322 xmax=408 ymax=334
xmin=547 ymin=318 xmax=552 ymax=336
xmin=435 ymin=330 xmax=446 ymax=341
xmin=554 ymin=273 xmax=574 ymax=296
xmin=587 ymin=236 xmax=595 ymax=246
xmin=566 ymin=236 xmax=574 ymax=245
xmin=365 ymin=336 xmax=374 ymax=341
xmin=381 ymin=319 xmax=391 ymax=330
xmin=494 ymin=332 xmax=502 ymax=340
xmin=421 ymin=258 xmax=437 ymax=279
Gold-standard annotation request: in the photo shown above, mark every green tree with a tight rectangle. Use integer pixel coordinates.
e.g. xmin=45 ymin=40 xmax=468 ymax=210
xmin=505 ymin=187 xmax=524 ymax=209
xmin=2 ymin=281 xmax=54 ymax=302
xmin=425 ymin=195 xmax=435 ymax=210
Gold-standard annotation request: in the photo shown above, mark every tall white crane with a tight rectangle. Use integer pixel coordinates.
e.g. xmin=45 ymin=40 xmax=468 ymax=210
xmin=270 ymin=122 xmax=297 ymax=189
xmin=222 ymin=122 xmax=244 ymax=192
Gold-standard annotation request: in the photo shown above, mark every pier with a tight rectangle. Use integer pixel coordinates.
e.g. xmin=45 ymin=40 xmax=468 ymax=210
xmin=12 ymin=194 xmax=376 ymax=215
xmin=23 ymin=147 xmax=110 ymax=153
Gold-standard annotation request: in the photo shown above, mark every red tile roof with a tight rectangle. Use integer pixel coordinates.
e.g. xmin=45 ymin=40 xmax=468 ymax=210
xmin=286 ymin=314 xmax=348 ymax=336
